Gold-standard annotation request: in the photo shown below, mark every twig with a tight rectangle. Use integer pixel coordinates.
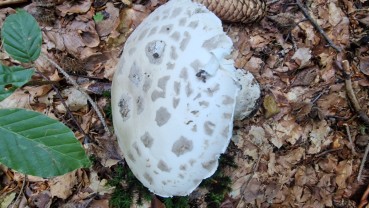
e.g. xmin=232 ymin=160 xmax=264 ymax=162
xmin=266 ymin=0 xmax=279 ymax=5
xmin=343 ymin=123 xmax=356 ymax=155
xmin=12 ymin=175 xmax=27 ymax=208
xmin=35 ymin=71 xmax=90 ymax=140
xmin=335 ymin=60 xmax=369 ymax=181
xmin=40 ymin=54 xmax=111 ymax=136
xmin=359 ymin=183 xmax=369 ymax=208
xmin=339 ymin=60 xmax=369 ymax=126
xmin=358 ymin=144 xmax=369 ymax=182
xmin=314 ymin=147 xmax=343 ymax=158
xmin=295 ymin=0 xmax=342 ymax=52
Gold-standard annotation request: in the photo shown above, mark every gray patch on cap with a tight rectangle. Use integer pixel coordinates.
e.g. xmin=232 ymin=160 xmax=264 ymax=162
xmin=172 ymin=136 xmax=193 ymax=157
xmin=206 ymin=84 xmax=220 ymax=97
xmin=204 ymin=121 xmax=215 ymax=136
xmin=136 ymin=96 xmax=144 ymax=115
xmin=202 ymin=160 xmax=217 ymax=171
xmin=188 ymin=20 xmax=199 ymax=29
xmin=170 ymin=31 xmax=181 ymax=41
xmin=167 ymin=62 xmax=175 ymax=70
xmin=132 ymin=142 xmax=141 ymax=156
xmin=173 ymin=98 xmax=180 ymax=109
xmin=127 ymin=151 xmax=135 ymax=162
xmin=145 ymin=40 xmax=166 ymax=64
xmin=222 ymin=95 xmax=235 ymax=105
xmin=202 ymin=34 xmax=230 ymax=50
xmin=160 ymin=24 xmax=174 ymax=34
xmin=180 ymin=31 xmax=190 ymax=51
xmin=141 ymin=132 xmax=154 ymax=148
xmin=171 ymin=7 xmax=182 ymax=17
xmin=185 ymin=82 xmax=193 ymax=97
xmin=158 ymin=160 xmax=171 ymax=172
xmin=128 ymin=62 xmax=142 ymax=87
xmin=149 ymin=26 xmax=158 ymax=36
xmin=118 ymin=94 xmax=132 ymax=121
xmin=143 ymin=173 xmax=153 ymax=184
xmin=170 ymin=46 xmax=178 ymax=60
xmin=179 ymin=17 xmax=187 ymax=26
xmin=151 ymin=90 xmax=165 ymax=102
xmin=180 ymin=67 xmax=188 ymax=80
xmin=155 ymin=107 xmax=171 ymax=126
xmin=142 ymin=77 xmax=152 ymax=93
xmin=199 ymin=101 xmax=209 ymax=107
xmin=174 ymin=81 xmax=181 ymax=95
xmin=138 ymin=28 xmax=149 ymax=41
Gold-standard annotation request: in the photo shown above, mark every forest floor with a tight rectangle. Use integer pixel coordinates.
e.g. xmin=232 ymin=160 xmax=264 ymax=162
xmin=1 ymin=0 xmax=369 ymax=207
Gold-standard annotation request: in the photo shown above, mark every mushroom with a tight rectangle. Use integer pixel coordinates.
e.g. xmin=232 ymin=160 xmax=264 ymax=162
xmin=111 ymin=0 xmax=260 ymax=197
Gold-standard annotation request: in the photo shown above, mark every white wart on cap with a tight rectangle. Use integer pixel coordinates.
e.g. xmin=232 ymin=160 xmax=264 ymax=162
xmin=111 ymin=0 xmax=259 ymax=197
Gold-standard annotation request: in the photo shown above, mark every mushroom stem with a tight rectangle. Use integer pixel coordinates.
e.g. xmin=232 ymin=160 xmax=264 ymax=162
xmin=233 ymin=69 xmax=261 ymax=120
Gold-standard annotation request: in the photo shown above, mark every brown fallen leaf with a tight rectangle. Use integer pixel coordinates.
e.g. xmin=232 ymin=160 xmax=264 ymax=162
xmin=291 ymin=48 xmax=312 ymax=68
xmin=95 ymin=3 xmax=120 ymax=37
xmin=57 ymin=0 xmax=92 ymax=16
xmin=49 ymin=171 xmax=78 ymax=200
xmin=263 ymin=95 xmax=280 ymax=118
xmin=335 ymin=160 xmax=353 ymax=189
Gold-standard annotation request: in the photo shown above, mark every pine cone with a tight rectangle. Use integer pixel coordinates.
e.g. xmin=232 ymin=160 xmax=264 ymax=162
xmin=194 ymin=0 xmax=267 ymax=24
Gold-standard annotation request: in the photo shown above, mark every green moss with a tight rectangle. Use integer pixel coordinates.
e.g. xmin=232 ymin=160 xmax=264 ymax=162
xmin=161 ymin=196 xmax=190 ymax=208
xmin=109 ymin=147 xmax=237 ymax=207
xmin=200 ymin=152 xmax=237 ymax=207
xmin=108 ymin=164 xmax=152 ymax=208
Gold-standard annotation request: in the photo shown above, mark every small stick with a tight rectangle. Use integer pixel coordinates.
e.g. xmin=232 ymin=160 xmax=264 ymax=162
xmin=314 ymin=147 xmax=343 ymax=158
xmin=295 ymin=0 xmax=342 ymax=52
xmin=358 ymin=144 xmax=369 ymax=182
xmin=344 ymin=124 xmax=356 ymax=155
xmin=35 ymin=71 xmax=89 ymax=139
xmin=41 ymin=54 xmax=111 ymax=136
xmin=359 ymin=183 xmax=369 ymax=208
xmin=340 ymin=60 xmax=369 ymax=126
xmin=12 ymin=175 xmax=27 ymax=208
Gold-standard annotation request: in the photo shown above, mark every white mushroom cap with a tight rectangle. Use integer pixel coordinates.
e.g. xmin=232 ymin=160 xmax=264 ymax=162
xmin=111 ymin=0 xmax=257 ymax=197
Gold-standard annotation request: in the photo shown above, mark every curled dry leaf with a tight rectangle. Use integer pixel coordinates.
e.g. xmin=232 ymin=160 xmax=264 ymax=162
xmin=359 ymin=56 xmax=369 ymax=76
xmin=277 ymin=147 xmax=305 ymax=169
xmin=44 ymin=20 xmax=99 ymax=56
xmin=291 ymin=48 xmax=312 ymax=68
xmin=335 ymin=160 xmax=353 ymax=189
xmin=308 ymin=120 xmax=331 ymax=154
xmin=95 ymin=3 xmax=120 ymax=37
xmin=88 ymin=172 xmax=115 ymax=195
xmin=56 ymin=0 xmax=92 ymax=16
xmin=49 ymin=171 xmax=78 ymax=199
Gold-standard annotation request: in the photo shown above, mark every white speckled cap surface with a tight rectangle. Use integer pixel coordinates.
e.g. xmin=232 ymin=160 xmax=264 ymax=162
xmin=112 ymin=0 xmax=240 ymax=197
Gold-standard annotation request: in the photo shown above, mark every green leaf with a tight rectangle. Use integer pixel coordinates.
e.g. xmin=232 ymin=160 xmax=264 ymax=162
xmin=93 ymin=12 xmax=104 ymax=23
xmin=1 ymin=9 xmax=42 ymax=63
xmin=0 ymin=109 xmax=91 ymax=177
xmin=0 ymin=65 xmax=34 ymax=101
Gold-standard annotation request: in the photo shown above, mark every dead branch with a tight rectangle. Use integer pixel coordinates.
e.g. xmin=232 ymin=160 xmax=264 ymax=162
xmin=41 ymin=54 xmax=111 ymax=136
xmin=295 ymin=0 xmax=342 ymax=52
